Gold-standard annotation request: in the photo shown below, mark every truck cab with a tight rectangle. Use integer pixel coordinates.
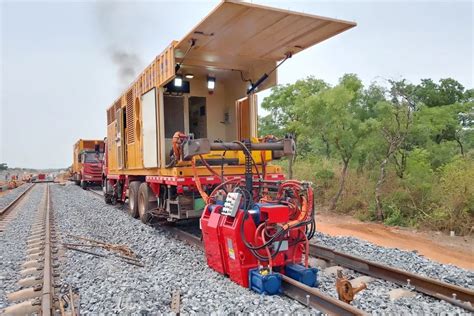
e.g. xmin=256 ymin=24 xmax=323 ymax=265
xmin=78 ymin=151 xmax=103 ymax=189
xmin=72 ymin=139 xmax=105 ymax=189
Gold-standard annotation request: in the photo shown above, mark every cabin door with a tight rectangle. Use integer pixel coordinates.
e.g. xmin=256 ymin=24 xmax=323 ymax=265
xmin=236 ymin=95 xmax=257 ymax=140
xmin=116 ymin=108 xmax=125 ymax=169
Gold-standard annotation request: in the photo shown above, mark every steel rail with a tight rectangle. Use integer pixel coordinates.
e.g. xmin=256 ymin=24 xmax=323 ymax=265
xmin=42 ymin=184 xmax=53 ymax=315
xmin=86 ymin=188 xmax=104 ymax=197
xmin=281 ymin=274 xmax=366 ymax=315
xmin=310 ymin=244 xmax=474 ymax=312
xmin=162 ymin=226 xmax=366 ymax=315
xmin=0 ymin=183 xmax=36 ymax=219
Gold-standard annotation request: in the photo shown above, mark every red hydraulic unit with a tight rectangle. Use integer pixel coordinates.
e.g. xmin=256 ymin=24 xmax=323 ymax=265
xmin=194 ymin=138 xmax=318 ymax=295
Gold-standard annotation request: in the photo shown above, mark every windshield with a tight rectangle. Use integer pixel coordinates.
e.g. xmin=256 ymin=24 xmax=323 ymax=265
xmin=83 ymin=152 xmax=103 ymax=163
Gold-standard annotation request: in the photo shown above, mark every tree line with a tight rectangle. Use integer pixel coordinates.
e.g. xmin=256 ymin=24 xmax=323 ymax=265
xmin=259 ymin=75 xmax=474 ymax=234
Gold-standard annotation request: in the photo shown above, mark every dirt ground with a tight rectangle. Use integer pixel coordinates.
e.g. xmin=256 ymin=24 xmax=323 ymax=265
xmin=316 ymin=211 xmax=474 ymax=270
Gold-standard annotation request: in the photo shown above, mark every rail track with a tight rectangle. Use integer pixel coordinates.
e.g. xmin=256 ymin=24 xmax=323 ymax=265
xmin=163 ymin=226 xmax=367 ymax=315
xmin=164 ymin=225 xmax=474 ymax=314
xmin=310 ymin=244 xmax=474 ymax=312
xmin=86 ymin=188 xmax=104 ymax=198
xmin=0 ymin=183 xmax=36 ymax=232
xmin=2 ymin=184 xmax=77 ymax=315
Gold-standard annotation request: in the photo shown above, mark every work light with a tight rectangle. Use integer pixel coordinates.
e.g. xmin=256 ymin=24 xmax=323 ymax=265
xmin=174 ymin=75 xmax=183 ymax=87
xmin=207 ymin=76 xmax=216 ymax=90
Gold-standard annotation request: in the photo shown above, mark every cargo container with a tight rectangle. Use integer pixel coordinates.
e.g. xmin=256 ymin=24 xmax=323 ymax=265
xmin=103 ymin=0 xmax=355 ymax=222
xmin=72 ymin=139 xmax=105 ymax=188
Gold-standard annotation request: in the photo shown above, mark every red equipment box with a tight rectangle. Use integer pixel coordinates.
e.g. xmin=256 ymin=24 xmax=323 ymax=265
xmin=201 ymin=202 xmax=306 ymax=288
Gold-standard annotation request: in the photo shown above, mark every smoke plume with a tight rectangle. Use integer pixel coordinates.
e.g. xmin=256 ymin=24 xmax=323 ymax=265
xmin=96 ymin=1 xmax=144 ymax=90
xmin=110 ymin=51 xmax=142 ymax=88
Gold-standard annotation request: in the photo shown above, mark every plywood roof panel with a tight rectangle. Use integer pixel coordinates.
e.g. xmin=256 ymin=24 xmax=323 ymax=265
xmin=176 ymin=0 xmax=355 ymax=70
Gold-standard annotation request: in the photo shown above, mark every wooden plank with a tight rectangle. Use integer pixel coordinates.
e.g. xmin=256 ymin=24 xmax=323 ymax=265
xmin=204 ymin=7 xmax=286 ymax=54
xmin=243 ymin=16 xmax=317 ymax=58
xmin=175 ymin=1 xmax=355 ymax=65
xmin=258 ymin=20 xmax=332 ymax=59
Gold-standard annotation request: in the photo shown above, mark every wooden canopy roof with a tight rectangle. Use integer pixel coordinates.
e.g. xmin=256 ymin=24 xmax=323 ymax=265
xmin=175 ymin=0 xmax=356 ymax=71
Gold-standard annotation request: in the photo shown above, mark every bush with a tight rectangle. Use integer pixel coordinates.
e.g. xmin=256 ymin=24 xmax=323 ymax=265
xmin=313 ymin=168 xmax=334 ymax=188
xmin=428 ymin=157 xmax=474 ymax=234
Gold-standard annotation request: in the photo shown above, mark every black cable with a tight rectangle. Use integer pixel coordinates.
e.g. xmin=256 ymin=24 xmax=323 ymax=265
xmin=233 ymin=69 xmax=253 ymax=86
xmin=232 ymin=141 xmax=261 ymax=179
xmin=175 ymin=39 xmax=196 ymax=72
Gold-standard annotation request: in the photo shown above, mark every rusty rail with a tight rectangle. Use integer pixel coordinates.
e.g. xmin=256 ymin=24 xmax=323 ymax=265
xmin=42 ymin=184 xmax=53 ymax=314
xmin=162 ymin=226 xmax=366 ymax=315
xmin=0 ymin=183 xmax=35 ymax=218
xmin=86 ymin=188 xmax=104 ymax=197
xmin=310 ymin=244 xmax=474 ymax=312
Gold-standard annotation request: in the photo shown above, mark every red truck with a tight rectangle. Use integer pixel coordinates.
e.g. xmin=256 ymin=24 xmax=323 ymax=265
xmin=72 ymin=139 xmax=104 ymax=189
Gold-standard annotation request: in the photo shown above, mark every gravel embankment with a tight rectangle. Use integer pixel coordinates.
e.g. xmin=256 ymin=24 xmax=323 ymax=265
xmin=0 ymin=184 xmax=45 ymax=309
xmin=314 ymin=233 xmax=472 ymax=314
xmin=52 ymin=183 xmax=314 ymax=314
xmin=316 ymin=233 xmax=473 ymax=289
xmin=0 ymin=183 xmax=33 ymax=210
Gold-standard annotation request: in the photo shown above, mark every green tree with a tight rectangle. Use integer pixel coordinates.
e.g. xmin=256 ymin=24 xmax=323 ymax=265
xmin=0 ymin=163 xmax=7 ymax=171
xmin=297 ymin=74 xmax=375 ymax=210
xmin=374 ymin=80 xmax=416 ymax=220
xmin=261 ymin=76 xmax=329 ymax=177
xmin=258 ymin=114 xmax=284 ymax=137
xmin=414 ymin=78 xmax=467 ymax=107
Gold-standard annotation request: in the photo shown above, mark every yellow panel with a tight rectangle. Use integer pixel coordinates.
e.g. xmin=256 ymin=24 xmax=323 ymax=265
xmin=107 ymin=123 xmax=118 ymax=172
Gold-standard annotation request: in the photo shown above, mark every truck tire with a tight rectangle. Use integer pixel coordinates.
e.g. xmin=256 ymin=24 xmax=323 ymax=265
xmin=103 ymin=179 xmax=113 ymax=205
xmin=128 ymin=181 xmax=141 ymax=218
xmin=138 ymin=182 xmax=157 ymax=223
xmin=80 ymin=180 xmax=87 ymax=190
xmin=104 ymin=194 xmax=113 ymax=205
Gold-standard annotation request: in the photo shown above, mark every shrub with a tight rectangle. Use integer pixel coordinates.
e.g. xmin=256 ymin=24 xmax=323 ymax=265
xmin=429 ymin=157 xmax=474 ymax=234
xmin=313 ymin=168 xmax=335 ymax=188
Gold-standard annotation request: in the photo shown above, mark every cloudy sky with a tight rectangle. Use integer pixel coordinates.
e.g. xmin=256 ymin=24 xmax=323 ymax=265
xmin=1 ymin=0 xmax=472 ymax=169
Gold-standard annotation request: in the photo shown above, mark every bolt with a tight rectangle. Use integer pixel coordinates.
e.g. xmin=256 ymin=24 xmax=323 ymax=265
xmin=452 ymin=293 xmax=457 ymax=300
xmin=306 ymin=294 xmax=310 ymax=306
xmin=406 ymin=279 xmax=411 ymax=287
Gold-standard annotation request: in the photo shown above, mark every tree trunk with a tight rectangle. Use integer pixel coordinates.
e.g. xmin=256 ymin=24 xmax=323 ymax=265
xmin=375 ymin=157 xmax=388 ymax=221
xmin=288 ymin=133 xmax=297 ymax=179
xmin=455 ymin=137 xmax=464 ymax=156
xmin=322 ymin=135 xmax=330 ymax=158
xmin=288 ymin=156 xmax=294 ymax=179
xmin=330 ymin=159 xmax=349 ymax=210
xmin=394 ymin=150 xmax=406 ymax=179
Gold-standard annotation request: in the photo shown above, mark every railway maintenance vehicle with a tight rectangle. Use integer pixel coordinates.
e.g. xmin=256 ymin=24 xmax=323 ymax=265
xmin=72 ymin=139 xmax=104 ymax=189
xmin=102 ymin=0 xmax=355 ymax=295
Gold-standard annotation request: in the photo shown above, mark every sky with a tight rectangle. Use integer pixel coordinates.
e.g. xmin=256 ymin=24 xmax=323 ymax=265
xmin=1 ymin=0 xmax=472 ymax=169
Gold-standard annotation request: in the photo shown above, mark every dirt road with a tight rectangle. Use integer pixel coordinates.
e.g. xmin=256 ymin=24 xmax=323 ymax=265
xmin=317 ymin=212 xmax=473 ymax=270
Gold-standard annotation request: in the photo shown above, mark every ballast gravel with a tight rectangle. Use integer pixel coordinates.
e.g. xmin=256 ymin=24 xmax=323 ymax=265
xmin=5 ymin=182 xmax=470 ymax=314
xmin=315 ymin=232 xmax=473 ymax=289
xmin=315 ymin=232 xmax=473 ymax=314
xmin=0 ymin=183 xmax=33 ymax=210
xmin=0 ymin=184 xmax=45 ymax=309
xmin=51 ymin=183 xmax=314 ymax=314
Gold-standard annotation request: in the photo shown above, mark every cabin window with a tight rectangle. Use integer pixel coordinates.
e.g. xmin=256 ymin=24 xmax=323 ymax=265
xmin=164 ymin=96 xmax=185 ymax=138
xmin=189 ymin=96 xmax=207 ymax=139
